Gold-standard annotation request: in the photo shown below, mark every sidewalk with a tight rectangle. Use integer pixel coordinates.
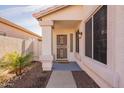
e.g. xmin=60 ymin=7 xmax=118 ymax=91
xmin=46 ymin=71 xmax=77 ymax=88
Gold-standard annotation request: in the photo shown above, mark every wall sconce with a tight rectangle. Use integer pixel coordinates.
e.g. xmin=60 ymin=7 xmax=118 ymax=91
xmin=78 ymin=31 xmax=82 ymax=39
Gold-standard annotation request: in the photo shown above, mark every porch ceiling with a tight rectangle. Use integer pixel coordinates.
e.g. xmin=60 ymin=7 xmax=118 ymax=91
xmin=54 ymin=20 xmax=81 ymax=29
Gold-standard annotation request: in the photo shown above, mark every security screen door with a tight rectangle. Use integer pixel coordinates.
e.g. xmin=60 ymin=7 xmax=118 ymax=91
xmin=57 ymin=35 xmax=67 ymax=60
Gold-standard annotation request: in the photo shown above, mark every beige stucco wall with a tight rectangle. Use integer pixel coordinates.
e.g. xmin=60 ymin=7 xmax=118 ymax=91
xmin=0 ymin=35 xmax=42 ymax=62
xmin=114 ymin=6 xmax=124 ymax=87
xmin=0 ymin=35 xmax=24 ymax=59
xmin=32 ymin=39 xmax=42 ymax=61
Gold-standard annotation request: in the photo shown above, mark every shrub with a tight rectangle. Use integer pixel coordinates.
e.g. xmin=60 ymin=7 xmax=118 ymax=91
xmin=0 ymin=52 xmax=33 ymax=76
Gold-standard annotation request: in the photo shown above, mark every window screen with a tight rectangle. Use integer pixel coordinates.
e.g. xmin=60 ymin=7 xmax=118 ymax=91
xmin=85 ymin=18 xmax=92 ymax=58
xmin=85 ymin=5 xmax=107 ymax=64
xmin=93 ymin=5 xmax=107 ymax=64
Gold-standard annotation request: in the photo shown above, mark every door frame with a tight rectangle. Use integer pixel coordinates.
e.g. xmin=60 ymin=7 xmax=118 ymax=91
xmin=56 ymin=34 xmax=68 ymax=61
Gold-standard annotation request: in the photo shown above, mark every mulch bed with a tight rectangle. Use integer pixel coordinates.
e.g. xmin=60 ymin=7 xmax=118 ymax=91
xmin=4 ymin=62 xmax=52 ymax=88
xmin=72 ymin=71 xmax=100 ymax=88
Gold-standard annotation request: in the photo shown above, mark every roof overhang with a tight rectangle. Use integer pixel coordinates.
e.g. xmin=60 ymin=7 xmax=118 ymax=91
xmin=0 ymin=17 xmax=42 ymax=39
xmin=33 ymin=5 xmax=69 ymax=19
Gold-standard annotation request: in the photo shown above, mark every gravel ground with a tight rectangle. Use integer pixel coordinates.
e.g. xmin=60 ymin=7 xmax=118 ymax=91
xmin=4 ymin=62 xmax=51 ymax=88
xmin=72 ymin=71 xmax=100 ymax=88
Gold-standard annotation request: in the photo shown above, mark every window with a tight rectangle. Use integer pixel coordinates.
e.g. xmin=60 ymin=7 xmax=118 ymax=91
xmin=85 ymin=5 xmax=107 ymax=64
xmin=93 ymin=5 xmax=107 ymax=64
xmin=70 ymin=33 xmax=73 ymax=52
xmin=85 ymin=18 xmax=92 ymax=58
xmin=76 ymin=30 xmax=79 ymax=53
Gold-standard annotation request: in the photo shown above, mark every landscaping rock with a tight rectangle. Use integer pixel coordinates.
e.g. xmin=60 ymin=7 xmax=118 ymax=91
xmin=4 ymin=62 xmax=51 ymax=88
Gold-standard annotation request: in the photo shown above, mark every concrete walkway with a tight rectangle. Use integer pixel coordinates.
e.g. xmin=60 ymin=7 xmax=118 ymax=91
xmin=46 ymin=62 xmax=99 ymax=88
xmin=46 ymin=71 xmax=77 ymax=88
xmin=46 ymin=62 xmax=81 ymax=88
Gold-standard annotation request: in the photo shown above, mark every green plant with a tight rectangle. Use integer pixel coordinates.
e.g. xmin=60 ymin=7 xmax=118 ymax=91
xmin=0 ymin=52 xmax=33 ymax=76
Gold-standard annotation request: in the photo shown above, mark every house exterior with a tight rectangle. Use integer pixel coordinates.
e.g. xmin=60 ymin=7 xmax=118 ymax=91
xmin=0 ymin=17 xmax=42 ymax=61
xmin=33 ymin=5 xmax=124 ymax=88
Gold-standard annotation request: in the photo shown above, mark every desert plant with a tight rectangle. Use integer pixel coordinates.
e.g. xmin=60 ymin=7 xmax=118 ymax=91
xmin=0 ymin=52 xmax=33 ymax=76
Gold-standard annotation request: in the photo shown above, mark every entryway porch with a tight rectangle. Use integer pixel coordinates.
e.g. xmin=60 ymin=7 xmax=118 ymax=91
xmin=52 ymin=20 xmax=81 ymax=62
xmin=39 ymin=20 xmax=82 ymax=70
xmin=46 ymin=62 xmax=99 ymax=88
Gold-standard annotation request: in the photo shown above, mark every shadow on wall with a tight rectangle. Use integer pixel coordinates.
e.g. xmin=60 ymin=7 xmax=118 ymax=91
xmin=23 ymin=38 xmax=41 ymax=61
xmin=23 ymin=38 xmax=34 ymax=58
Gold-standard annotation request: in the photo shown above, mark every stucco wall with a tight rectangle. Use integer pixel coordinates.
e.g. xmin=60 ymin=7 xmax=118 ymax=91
xmin=114 ymin=6 xmax=124 ymax=87
xmin=32 ymin=39 xmax=42 ymax=61
xmin=24 ymin=38 xmax=33 ymax=55
xmin=21 ymin=38 xmax=42 ymax=61
xmin=0 ymin=35 xmax=42 ymax=62
xmin=0 ymin=35 xmax=24 ymax=59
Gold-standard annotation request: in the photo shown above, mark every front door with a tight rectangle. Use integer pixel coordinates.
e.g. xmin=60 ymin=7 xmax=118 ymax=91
xmin=57 ymin=35 xmax=67 ymax=61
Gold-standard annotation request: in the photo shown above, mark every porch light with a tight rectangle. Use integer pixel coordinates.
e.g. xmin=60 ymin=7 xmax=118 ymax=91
xmin=78 ymin=31 xmax=82 ymax=39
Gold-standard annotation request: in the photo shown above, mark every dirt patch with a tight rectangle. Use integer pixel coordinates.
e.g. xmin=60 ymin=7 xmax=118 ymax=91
xmin=72 ymin=71 xmax=100 ymax=88
xmin=4 ymin=62 xmax=51 ymax=88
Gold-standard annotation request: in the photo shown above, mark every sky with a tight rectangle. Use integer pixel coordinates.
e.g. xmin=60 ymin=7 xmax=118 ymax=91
xmin=0 ymin=5 xmax=52 ymax=36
